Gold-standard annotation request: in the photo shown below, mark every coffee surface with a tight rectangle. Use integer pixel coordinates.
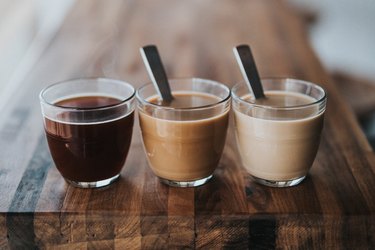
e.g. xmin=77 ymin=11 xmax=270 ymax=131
xmin=149 ymin=92 xmax=220 ymax=108
xmin=56 ymin=95 xmax=121 ymax=108
xmin=243 ymin=91 xmax=318 ymax=120
xmin=251 ymin=91 xmax=315 ymax=107
xmin=44 ymin=96 xmax=134 ymax=182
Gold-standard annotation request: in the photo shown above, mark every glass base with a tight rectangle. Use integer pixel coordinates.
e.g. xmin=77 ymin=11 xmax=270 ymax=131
xmin=252 ymin=175 xmax=306 ymax=187
xmin=65 ymin=174 xmax=120 ymax=188
xmin=159 ymin=174 xmax=213 ymax=187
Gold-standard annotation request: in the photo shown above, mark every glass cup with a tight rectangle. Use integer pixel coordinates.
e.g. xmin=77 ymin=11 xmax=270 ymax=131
xmin=136 ymin=78 xmax=231 ymax=187
xmin=232 ymin=78 xmax=327 ymax=187
xmin=39 ymin=78 xmax=135 ymax=188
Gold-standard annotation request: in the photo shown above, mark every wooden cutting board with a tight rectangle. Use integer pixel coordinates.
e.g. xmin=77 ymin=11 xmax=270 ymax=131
xmin=0 ymin=0 xmax=374 ymax=249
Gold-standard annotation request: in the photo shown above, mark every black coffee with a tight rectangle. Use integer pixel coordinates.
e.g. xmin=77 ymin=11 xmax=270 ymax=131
xmin=44 ymin=96 xmax=134 ymax=182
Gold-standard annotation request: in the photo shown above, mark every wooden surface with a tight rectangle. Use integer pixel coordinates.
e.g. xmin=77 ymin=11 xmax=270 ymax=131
xmin=333 ymin=72 xmax=375 ymax=117
xmin=1 ymin=0 xmax=374 ymax=249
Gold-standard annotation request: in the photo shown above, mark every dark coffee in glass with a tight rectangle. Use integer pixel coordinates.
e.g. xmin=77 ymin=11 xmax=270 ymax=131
xmin=40 ymin=78 xmax=135 ymax=188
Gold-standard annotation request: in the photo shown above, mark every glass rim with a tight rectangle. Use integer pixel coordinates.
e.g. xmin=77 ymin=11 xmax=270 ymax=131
xmin=136 ymin=77 xmax=231 ymax=111
xmin=39 ymin=77 xmax=136 ymax=111
xmin=232 ymin=77 xmax=327 ymax=111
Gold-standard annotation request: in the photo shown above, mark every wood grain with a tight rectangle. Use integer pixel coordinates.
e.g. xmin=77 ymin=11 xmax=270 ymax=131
xmin=0 ymin=0 xmax=374 ymax=249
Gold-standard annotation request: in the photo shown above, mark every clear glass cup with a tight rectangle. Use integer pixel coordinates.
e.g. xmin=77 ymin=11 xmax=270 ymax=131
xmin=39 ymin=78 xmax=135 ymax=188
xmin=136 ymin=78 xmax=231 ymax=187
xmin=232 ymin=78 xmax=327 ymax=187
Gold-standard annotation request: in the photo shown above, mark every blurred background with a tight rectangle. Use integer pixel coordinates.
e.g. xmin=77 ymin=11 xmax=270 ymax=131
xmin=0 ymin=0 xmax=374 ymax=146
xmin=287 ymin=0 xmax=375 ymax=147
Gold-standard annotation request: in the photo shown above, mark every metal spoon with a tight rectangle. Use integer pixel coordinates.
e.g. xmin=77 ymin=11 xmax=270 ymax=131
xmin=140 ymin=45 xmax=174 ymax=102
xmin=233 ymin=44 xmax=265 ymax=99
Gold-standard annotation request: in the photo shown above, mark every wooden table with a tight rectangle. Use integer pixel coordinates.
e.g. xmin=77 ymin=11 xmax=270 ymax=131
xmin=1 ymin=0 xmax=374 ymax=249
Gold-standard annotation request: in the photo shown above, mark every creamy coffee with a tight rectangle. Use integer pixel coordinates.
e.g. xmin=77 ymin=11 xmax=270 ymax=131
xmin=139 ymin=92 xmax=229 ymax=182
xmin=234 ymin=91 xmax=324 ymax=181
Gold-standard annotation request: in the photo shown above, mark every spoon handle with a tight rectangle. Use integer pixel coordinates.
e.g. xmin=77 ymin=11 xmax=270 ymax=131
xmin=140 ymin=45 xmax=173 ymax=102
xmin=233 ymin=45 xmax=265 ymax=99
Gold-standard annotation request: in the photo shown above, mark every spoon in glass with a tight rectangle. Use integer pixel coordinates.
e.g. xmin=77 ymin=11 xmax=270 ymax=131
xmin=140 ymin=45 xmax=174 ymax=102
xmin=233 ymin=44 xmax=265 ymax=99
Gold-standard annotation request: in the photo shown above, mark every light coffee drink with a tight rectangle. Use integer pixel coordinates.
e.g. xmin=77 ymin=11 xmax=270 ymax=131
xmin=139 ymin=93 xmax=228 ymax=181
xmin=234 ymin=92 xmax=323 ymax=180
xmin=137 ymin=78 xmax=231 ymax=187
xmin=232 ymin=78 xmax=326 ymax=187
